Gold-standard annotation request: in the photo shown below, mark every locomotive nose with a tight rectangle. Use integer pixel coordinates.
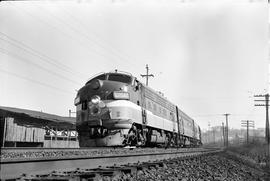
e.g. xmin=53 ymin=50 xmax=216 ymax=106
xmin=90 ymin=79 xmax=103 ymax=90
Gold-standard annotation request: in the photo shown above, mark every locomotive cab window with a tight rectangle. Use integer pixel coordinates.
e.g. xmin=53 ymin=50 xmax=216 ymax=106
xmin=108 ymin=73 xmax=132 ymax=84
xmin=86 ymin=74 xmax=106 ymax=85
xmin=95 ymin=74 xmax=106 ymax=80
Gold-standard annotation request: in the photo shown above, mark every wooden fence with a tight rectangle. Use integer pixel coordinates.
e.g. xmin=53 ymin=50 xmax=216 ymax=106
xmin=4 ymin=117 xmax=45 ymax=142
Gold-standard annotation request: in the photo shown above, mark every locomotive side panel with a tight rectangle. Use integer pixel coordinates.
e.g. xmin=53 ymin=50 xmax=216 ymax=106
xmin=175 ymin=106 xmax=184 ymax=135
xmin=141 ymin=85 xmax=178 ymax=133
xmin=182 ymin=116 xmax=194 ymax=138
xmin=145 ymin=110 xmax=175 ymax=132
xmin=177 ymin=108 xmax=195 ymax=138
xmin=198 ymin=126 xmax=202 ymax=143
xmin=193 ymin=122 xmax=200 ymax=140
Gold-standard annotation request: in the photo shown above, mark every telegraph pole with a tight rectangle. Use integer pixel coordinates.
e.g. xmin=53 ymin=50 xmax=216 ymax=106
xmin=254 ymin=94 xmax=270 ymax=144
xmin=254 ymin=94 xmax=270 ymax=169
xmin=241 ymin=120 xmax=255 ymax=144
xmin=141 ymin=64 xmax=154 ymax=86
xmin=213 ymin=127 xmax=215 ymax=144
xmin=69 ymin=109 xmax=76 ymax=117
xmin=222 ymin=122 xmax=225 ymax=147
xmin=223 ymin=114 xmax=230 ymax=147
xmin=208 ymin=122 xmax=210 ymax=144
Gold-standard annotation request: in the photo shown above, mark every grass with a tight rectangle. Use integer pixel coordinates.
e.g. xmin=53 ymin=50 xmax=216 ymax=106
xmin=228 ymin=142 xmax=270 ymax=170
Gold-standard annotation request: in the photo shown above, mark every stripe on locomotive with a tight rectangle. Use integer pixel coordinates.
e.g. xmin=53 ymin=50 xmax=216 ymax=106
xmin=105 ymin=100 xmax=178 ymax=133
xmin=76 ymin=98 xmax=200 ymax=140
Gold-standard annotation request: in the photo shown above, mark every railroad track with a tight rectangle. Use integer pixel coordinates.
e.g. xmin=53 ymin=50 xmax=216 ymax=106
xmin=0 ymin=147 xmax=223 ymax=180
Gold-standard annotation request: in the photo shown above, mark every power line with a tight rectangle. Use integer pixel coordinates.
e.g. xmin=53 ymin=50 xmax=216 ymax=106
xmin=57 ymin=5 xmax=141 ymax=70
xmin=0 ymin=31 xmax=87 ymax=79
xmin=7 ymin=3 xmax=116 ymax=71
xmin=0 ymin=68 xmax=74 ymax=95
xmin=0 ymin=47 xmax=81 ymax=86
xmin=2 ymin=3 xmax=142 ymax=87
xmin=37 ymin=5 xmax=138 ymax=69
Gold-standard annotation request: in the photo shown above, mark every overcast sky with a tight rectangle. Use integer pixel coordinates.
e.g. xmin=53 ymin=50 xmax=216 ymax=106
xmin=0 ymin=0 xmax=268 ymax=130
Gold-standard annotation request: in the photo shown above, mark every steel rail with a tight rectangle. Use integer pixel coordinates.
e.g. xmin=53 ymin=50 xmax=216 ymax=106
xmin=0 ymin=147 xmax=218 ymax=163
xmin=1 ymin=146 xmax=218 ymax=151
xmin=0 ymin=147 xmax=223 ymax=180
xmin=1 ymin=147 xmax=109 ymax=150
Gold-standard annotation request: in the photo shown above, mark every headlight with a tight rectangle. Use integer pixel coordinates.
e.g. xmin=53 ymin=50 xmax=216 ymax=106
xmin=74 ymin=96 xmax=80 ymax=105
xmin=91 ymin=95 xmax=101 ymax=104
xmin=113 ymin=91 xmax=129 ymax=100
xmin=90 ymin=105 xmax=101 ymax=115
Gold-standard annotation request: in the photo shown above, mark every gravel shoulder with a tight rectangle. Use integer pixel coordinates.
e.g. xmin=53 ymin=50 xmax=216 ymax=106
xmin=113 ymin=152 xmax=269 ymax=181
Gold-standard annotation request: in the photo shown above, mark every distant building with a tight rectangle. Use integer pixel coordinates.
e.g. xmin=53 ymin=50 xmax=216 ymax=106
xmin=201 ymin=126 xmax=224 ymax=146
xmin=253 ymin=128 xmax=265 ymax=137
xmin=0 ymin=106 xmax=79 ymax=148
xmin=202 ymin=127 xmax=267 ymax=146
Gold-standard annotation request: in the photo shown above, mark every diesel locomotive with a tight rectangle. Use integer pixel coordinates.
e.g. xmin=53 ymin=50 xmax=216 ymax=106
xmin=74 ymin=71 xmax=202 ymax=147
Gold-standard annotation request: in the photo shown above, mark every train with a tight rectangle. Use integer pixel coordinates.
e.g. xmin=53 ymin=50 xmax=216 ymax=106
xmin=74 ymin=70 xmax=202 ymax=147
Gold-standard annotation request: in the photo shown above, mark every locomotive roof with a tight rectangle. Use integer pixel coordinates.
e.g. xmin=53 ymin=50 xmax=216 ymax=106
xmin=86 ymin=71 xmax=133 ymax=83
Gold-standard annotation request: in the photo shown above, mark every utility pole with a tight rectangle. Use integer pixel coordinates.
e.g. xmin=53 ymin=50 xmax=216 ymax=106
xmin=141 ymin=64 xmax=154 ymax=86
xmin=69 ymin=109 xmax=76 ymax=117
xmin=208 ymin=122 xmax=210 ymax=144
xmin=254 ymin=94 xmax=270 ymax=169
xmin=223 ymin=114 xmax=230 ymax=148
xmin=222 ymin=122 xmax=225 ymax=147
xmin=213 ymin=127 xmax=215 ymax=144
xmin=241 ymin=120 xmax=255 ymax=144
xmin=254 ymin=94 xmax=270 ymax=144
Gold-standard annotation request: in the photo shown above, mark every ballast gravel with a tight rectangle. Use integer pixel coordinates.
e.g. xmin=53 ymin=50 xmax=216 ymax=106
xmin=108 ymin=153 xmax=268 ymax=181
xmin=0 ymin=147 xmax=204 ymax=160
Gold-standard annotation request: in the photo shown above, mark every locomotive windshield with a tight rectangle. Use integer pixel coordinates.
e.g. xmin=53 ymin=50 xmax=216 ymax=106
xmin=85 ymin=74 xmax=106 ymax=85
xmin=108 ymin=73 xmax=131 ymax=84
xmin=86 ymin=73 xmax=132 ymax=85
xmin=94 ymin=74 xmax=106 ymax=80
